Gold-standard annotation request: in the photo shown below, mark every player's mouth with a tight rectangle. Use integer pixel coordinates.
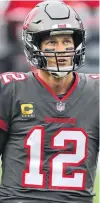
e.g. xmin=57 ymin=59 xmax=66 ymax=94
xmin=57 ymin=59 xmax=67 ymax=65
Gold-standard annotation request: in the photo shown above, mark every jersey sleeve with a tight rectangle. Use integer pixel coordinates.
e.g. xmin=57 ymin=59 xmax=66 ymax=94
xmin=0 ymin=76 xmax=13 ymax=132
xmin=0 ymin=75 xmax=13 ymax=155
xmin=88 ymin=74 xmax=99 ymax=130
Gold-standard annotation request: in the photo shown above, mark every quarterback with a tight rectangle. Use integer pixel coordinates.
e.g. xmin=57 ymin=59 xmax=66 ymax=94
xmin=0 ymin=1 xmax=99 ymax=203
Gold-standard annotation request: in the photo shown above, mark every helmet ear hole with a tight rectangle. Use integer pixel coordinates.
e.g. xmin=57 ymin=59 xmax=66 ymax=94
xmin=73 ymin=46 xmax=85 ymax=68
xmin=74 ymin=55 xmax=80 ymax=66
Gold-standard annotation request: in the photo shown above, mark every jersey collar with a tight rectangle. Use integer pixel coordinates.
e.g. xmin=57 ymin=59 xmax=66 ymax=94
xmin=34 ymin=72 xmax=79 ymax=102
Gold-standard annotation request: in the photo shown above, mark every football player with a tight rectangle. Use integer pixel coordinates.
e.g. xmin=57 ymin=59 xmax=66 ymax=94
xmin=0 ymin=1 xmax=99 ymax=203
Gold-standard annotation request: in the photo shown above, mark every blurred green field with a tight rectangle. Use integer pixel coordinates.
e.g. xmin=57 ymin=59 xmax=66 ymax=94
xmin=94 ymin=173 xmax=99 ymax=203
xmin=0 ymin=166 xmax=99 ymax=203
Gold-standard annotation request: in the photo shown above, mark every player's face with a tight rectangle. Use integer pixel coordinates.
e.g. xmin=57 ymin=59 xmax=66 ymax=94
xmin=40 ymin=34 xmax=74 ymax=68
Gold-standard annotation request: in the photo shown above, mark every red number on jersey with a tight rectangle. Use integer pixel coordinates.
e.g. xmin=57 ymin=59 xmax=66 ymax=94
xmin=0 ymin=72 xmax=27 ymax=84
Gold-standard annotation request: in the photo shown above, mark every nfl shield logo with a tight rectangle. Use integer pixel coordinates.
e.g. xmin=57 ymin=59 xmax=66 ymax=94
xmin=56 ymin=102 xmax=65 ymax=112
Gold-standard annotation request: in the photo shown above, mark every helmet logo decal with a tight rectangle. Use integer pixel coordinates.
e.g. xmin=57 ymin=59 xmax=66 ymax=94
xmin=52 ymin=24 xmax=72 ymax=29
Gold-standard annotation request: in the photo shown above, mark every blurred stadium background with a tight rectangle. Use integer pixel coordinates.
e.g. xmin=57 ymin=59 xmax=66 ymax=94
xmin=0 ymin=1 xmax=99 ymax=203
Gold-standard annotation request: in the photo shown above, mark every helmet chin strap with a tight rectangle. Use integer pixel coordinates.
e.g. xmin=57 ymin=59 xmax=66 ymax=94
xmin=50 ymin=71 xmax=68 ymax=78
xmin=46 ymin=65 xmax=73 ymax=78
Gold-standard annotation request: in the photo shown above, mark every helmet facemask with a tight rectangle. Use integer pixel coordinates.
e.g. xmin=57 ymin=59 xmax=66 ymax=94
xmin=23 ymin=28 xmax=85 ymax=78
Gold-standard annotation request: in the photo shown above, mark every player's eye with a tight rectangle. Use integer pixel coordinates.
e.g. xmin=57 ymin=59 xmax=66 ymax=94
xmin=63 ymin=40 xmax=72 ymax=44
xmin=47 ymin=40 xmax=56 ymax=46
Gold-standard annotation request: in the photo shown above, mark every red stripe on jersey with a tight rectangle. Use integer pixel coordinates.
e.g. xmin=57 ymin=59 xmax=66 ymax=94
xmin=0 ymin=119 xmax=8 ymax=131
xmin=34 ymin=72 xmax=79 ymax=102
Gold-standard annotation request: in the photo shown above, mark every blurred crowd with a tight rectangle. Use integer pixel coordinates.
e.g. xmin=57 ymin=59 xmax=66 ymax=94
xmin=0 ymin=0 xmax=99 ymax=74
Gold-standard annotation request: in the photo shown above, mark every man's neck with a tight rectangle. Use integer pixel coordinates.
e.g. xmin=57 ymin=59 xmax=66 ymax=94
xmin=37 ymin=70 xmax=75 ymax=95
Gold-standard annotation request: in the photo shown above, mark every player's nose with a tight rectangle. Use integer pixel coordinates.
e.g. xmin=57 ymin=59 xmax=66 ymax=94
xmin=56 ymin=42 xmax=65 ymax=52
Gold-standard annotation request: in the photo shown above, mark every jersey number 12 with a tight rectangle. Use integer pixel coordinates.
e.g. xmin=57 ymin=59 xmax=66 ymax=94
xmin=22 ymin=126 xmax=87 ymax=190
